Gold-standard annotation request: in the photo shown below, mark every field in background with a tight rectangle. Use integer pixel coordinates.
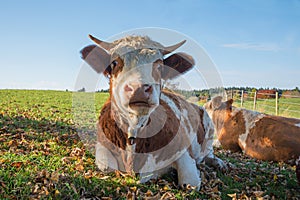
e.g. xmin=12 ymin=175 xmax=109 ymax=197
xmin=0 ymin=90 xmax=299 ymax=199
xmin=232 ymin=98 xmax=300 ymax=119
xmin=198 ymin=90 xmax=300 ymax=119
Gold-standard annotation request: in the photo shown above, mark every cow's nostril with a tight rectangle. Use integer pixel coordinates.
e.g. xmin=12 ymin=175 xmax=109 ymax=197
xmin=124 ymin=84 xmax=133 ymax=92
xmin=144 ymin=85 xmax=153 ymax=93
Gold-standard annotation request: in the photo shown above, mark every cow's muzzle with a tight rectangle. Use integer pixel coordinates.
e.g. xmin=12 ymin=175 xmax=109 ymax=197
xmin=126 ymin=84 xmax=154 ymax=108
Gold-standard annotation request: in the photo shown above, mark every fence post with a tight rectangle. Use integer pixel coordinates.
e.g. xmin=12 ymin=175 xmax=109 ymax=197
xmin=275 ymin=92 xmax=278 ymax=115
xmin=253 ymin=91 xmax=257 ymax=110
xmin=241 ymin=90 xmax=244 ymax=107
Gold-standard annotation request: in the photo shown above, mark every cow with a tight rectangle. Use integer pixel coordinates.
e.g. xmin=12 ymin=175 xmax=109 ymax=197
xmin=204 ymin=96 xmax=300 ymax=162
xmin=80 ymin=34 xmax=226 ymax=189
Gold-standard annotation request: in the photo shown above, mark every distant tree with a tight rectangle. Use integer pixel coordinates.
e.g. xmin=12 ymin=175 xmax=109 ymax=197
xmin=78 ymin=87 xmax=85 ymax=92
xmin=250 ymin=88 xmax=257 ymax=98
xmin=100 ymin=89 xmax=109 ymax=93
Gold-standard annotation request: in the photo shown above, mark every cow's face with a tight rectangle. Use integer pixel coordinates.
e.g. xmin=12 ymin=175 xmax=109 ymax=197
xmin=110 ymin=49 xmax=163 ymax=119
xmin=204 ymin=96 xmax=233 ymax=132
xmin=81 ymin=35 xmax=194 ymax=131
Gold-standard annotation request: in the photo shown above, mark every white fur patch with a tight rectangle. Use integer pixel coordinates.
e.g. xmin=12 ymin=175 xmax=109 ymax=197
xmin=175 ymin=151 xmax=201 ymax=189
xmin=138 ymin=154 xmax=158 ymax=183
xmin=199 ymin=135 xmax=214 ymax=159
xmin=139 ymin=154 xmax=172 ymax=183
xmin=124 ymin=143 xmax=136 ymax=173
xmin=237 ymin=109 xmax=265 ymax=150
xmin=295 ymin=123 xmax=300 ymax=128
xmin=202 ymin=108 xmax=214 ymax=139
xmin=190 ymin=136 xmax=203 ymax=164
xmin=160 ymin=93 xmax=181 ymax=119
xmin=181 ymin=108 xmax=197 ymax=143
xmin=95 ymin=142 xmax=118 ymax=172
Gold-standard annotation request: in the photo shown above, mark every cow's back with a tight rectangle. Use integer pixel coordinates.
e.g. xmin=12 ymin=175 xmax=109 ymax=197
xmin=245 ymin=115 xmax=300 ymax=161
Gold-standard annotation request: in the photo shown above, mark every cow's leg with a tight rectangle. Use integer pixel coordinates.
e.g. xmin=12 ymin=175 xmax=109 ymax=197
xmin=200 ymin=111 xmax=227 ymax=171
xmin=201 ymin=137 xmax=227 ymax=171
xmin=175 ymin=151 xmax=201 ymax=190
xmin=95 ymin=142 xmax=118 ymax=172
xmin=203 ymin=141 xmax=227 ymax=171
xmin=200 ymin=122 xmax=227 ymax=171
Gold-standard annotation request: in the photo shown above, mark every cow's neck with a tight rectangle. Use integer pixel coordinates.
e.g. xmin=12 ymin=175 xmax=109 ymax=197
xmin=110 ymin=99 xmax=150 ymax=139
xmin=110 ymin=102 xmax=129 ymax=133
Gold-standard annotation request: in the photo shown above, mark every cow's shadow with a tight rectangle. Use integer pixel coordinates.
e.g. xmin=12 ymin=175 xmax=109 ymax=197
xmin=0 ymin=113 xmax=80 ymax=145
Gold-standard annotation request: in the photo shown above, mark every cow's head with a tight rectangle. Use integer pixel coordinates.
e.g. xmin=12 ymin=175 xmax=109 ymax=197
xmin=204 ymin=96 xmax=233 ymax=132
xmin=81 ymin=35 xmax=194 ymax=134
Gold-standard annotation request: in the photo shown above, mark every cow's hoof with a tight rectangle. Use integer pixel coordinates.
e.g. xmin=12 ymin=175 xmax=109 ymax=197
xmin=204 ymin=156 xmax=228 ymax=172
xmin=180 ymin=183 xmax=201 ymax=191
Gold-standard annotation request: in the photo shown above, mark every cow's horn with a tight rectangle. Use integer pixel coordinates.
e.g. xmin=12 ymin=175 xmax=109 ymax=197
xmin=89 ymin=34 xmax=115 ymax=51
xmin=162 ymin=40 xmax=186 ymax=55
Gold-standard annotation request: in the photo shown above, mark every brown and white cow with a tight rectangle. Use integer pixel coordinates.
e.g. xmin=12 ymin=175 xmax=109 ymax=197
xmin=80 ymin=35 xmax=226 ymax=189
xmin=204 ymin=96 xmax=300 ymax=162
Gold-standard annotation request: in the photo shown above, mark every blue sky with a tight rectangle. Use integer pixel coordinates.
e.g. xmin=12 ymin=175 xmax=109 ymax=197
xmin=0 ymin=0 xmax=299 ymax=90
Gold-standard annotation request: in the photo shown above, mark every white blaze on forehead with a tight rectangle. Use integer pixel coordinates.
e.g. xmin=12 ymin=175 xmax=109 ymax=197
xmin=237 ymin=109 xmax=265 ymax=150
xmin=119 ymin=49 xmax=162 ymax=84
xmin=109 ymin=36 xmax=164 ymax=85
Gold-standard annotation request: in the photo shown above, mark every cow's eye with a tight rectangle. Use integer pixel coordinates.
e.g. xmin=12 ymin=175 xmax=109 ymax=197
xmin=110 ymin=60 xmax=118 ymax=69
xmin=106 ymin=60 xmax=118 ymax=75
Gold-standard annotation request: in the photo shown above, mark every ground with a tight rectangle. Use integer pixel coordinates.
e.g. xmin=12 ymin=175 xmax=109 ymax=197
xmin=0 ymin=90 xmax=299 ymax=199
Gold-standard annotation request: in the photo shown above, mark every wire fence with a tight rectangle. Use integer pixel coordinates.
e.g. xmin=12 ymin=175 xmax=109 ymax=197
xmin=225 ymin=90 xmax=300 ymax=119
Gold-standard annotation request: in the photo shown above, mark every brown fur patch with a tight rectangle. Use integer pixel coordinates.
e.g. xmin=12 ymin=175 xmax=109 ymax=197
xmin=162 ymin=90 xmax=181 ymax=109
xmin=162 ymin=53 xmax=194 ymax=80
xmin=193 ymin=104 xmax=205 ymax=145
xmin=135 ymin=100 xmax=180 ymax=153
xmin=97 ymin=101 xmax=128 ymax=150
xmin=218 ymin=110 xmax=245 ymax=152
xmin=210 ymin=100 xmax=300 ymax=161
xmin=245 ymin=115 xmax=300 ymax=161
xmin=111 ymin=57 xmax=124 ymax=78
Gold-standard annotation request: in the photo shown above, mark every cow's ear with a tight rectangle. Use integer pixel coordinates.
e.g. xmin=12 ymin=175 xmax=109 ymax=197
xmin=211 ymin=96 xmax=223 ymax=109
xmin=162 ymin=52 xmax=195 ymax=80
xmin=225 ymin=99 xmax=234 ymax=111
xmin=80 ymin=45 xmax=111 ymax=74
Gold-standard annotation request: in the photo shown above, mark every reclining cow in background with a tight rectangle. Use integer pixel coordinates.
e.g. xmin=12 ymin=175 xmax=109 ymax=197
xmin=80 ymin=35 xmax=226 ymax=189
xmin=204 ymin=96 xmax=300 ymax=162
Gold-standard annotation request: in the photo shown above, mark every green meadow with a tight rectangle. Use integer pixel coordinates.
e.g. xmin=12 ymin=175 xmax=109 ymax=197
xmin=0 ymin=90 xmax=299 ymax=199
xmin=232 ymin=98 xmax=300 ymax=119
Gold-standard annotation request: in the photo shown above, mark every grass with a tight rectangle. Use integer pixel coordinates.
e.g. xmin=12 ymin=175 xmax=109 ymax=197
xmin=0 ymin=89 xmax=299 ymax=199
